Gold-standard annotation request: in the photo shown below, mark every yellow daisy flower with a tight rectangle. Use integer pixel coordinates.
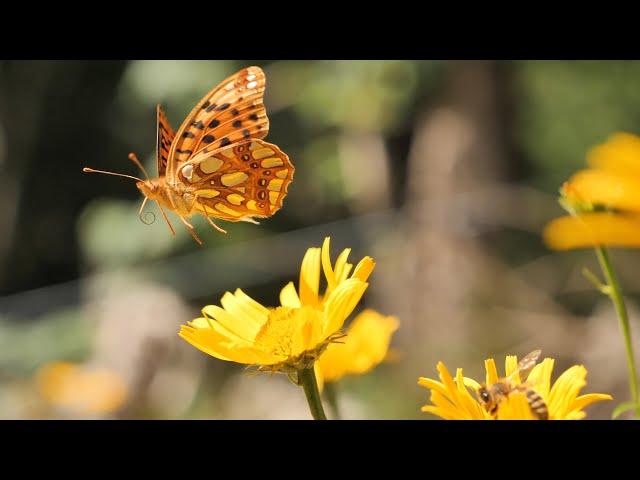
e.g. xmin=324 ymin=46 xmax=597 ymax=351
xmin=36 ymin=362 xmax=127 ymax=415
xmin=418 ymin=354 xmax=612 ymax=420
xmin=179 ymin=237 xmax=375 ymax=373
xmin=279 ymin=237 xmax=376 ymax=310
xmin=315 ymin=309 xmax=399 ymax=386
xmin=544 ymin=132 xmax=640 ymax=250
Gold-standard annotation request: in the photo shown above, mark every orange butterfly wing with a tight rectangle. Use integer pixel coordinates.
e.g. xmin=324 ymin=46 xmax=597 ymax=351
xmin=178 ymin=139 xmax=294 ymax=222
xmin=156 ymin=104 xmax=175 ymax=176
xmin=166 ymin=66 xmax=269 ymax=183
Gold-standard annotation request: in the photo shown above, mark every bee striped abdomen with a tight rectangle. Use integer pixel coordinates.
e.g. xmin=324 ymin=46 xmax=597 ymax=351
xmin=524 ymin=388 xmax=548 ymax=420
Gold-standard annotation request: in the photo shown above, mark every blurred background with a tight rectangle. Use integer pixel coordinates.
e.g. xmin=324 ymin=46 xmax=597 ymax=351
xmin=1 ymin=60 xmax=639 ymax=419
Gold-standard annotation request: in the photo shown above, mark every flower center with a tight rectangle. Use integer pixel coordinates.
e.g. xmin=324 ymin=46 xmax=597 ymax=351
xmin=254 ymin=306 xmax=299 ymax=359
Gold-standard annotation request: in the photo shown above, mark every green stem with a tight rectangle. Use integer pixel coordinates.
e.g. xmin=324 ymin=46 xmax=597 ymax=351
xmin=297 ymin=367 xmax=327 ymax=420
xmin=595 ymin=247 xmax=640 ymax=415
xmin=324 ymin=382 xmax=342 ymax=420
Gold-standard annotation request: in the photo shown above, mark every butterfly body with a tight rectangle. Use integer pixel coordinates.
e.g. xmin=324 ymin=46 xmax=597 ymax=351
xmin=137 ymin=137 xmax=292 ymax=223
xmin=136 ymin=178 xmax=194 ymax=218
xmin=84 ymin=66 xmax=294 ymax=244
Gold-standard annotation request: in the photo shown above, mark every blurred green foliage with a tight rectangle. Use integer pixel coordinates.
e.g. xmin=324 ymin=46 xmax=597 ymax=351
xmin=515 ymin=60 xmax=640 ymax=190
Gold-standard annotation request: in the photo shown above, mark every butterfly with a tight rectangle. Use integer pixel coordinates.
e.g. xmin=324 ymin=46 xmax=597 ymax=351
xmin=84 ymin=66 xmax=294 ymax=244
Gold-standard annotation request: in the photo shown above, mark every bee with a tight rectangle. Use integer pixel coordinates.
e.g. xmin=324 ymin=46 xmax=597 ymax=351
xmin=476 ymin=349 xmax=548 ymax=420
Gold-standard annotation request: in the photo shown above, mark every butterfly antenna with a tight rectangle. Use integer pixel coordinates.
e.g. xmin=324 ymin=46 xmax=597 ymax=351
xmin=82 ymin=167 xmax=144 ymax=182
xmin=128 ymin=153 xmax=151 ymax=180
xmin=138 ymin=196 xmax=156 ymax=225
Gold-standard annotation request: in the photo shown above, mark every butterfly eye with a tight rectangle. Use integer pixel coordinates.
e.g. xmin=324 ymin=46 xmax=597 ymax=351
xmin=480 ymin=391 xmax=490 ymax=402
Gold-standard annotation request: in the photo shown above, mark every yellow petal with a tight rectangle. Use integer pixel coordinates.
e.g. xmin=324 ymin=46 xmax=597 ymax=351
xmin=587 ymin=132 xmax=640 ymax=176
xmin=290 ymin=309 xmax=314 ymax=357
xmin=179 ymin=325 xmax=278 ymax=364
xmin=232 ymin=288 xmax=270 ymax=321
xmin=219 ymin=291 xmax=267 ymax=335
xmin=548 ymin=365 xmax=587 ymax=419
xmin=322 ymin=278 xmax=368 ymax=336
xmin=434 ymin=363 xmax=485 ymax=419
xmin=455 ymin=367 xmax=485 ymax=418
xmin=435 ymin=362 xmax=464 ymax=411
xmin=496 ymin=392 xmax=536 ymax=420
xmin=280 ymin=281 xmax=302 ymax=308
xmin=291 ymin=306 xmax=324 ymax=356
xmin=190 ymin=312 xmax=251 ymax=346
xmin=421 ymin=404 xmax=457 ymax=420
xmin=567 ymin=169 xmax=640 ymax=212
xmin=570 ymin=393 xmax=613 ymax=412
xmin=202 ymin=304 xmax=257 ymax=342
xmin=352 ymin=256 xmax=376 ymax=282
xmin=543 ymin=213 xmax=640 ymax=250
xmin=314 ymin=362 xmax=325 ymax=393
xmin=462 ymin=376 xmax=481 ymax=391
xmin=428 ymin=390 xmax=466 ymax=419
xmin=564 ymin=410 xmax=587 ymax=420
xmin=299 ymin=247 xmax=321 ymax=306
xmin=418 ymin=377 xmax=450 ymax=399
xmin=318 ymin=309 xmax=398 ymax=382
xmin=527 ymin=358 xmax=554 ymax=400
xmin=333 ymin=248 xmax=352 ymax=284
xmin=505 ymin=355 xmax=520 ymax=384
xmin=321 ymin=237 xmax=337 ymax=293
xmin=189 ymin=317 xmax=212 ymax=329
xmin=485 ymin=358 xmax=499 ymax=385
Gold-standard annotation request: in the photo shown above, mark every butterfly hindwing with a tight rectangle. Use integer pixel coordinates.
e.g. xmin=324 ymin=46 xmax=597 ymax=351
xmin=167 ymin=66 xmax=269 ymax=183
xmin=156 ymin=104 xmax=175 ymax=176
xmin=177 ymin=139 xmax=294 ymax=222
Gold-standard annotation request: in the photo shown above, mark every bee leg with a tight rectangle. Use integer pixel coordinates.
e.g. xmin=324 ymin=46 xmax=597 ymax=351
xmin=178 ymin=215 xmax=203 ymax=245
xmin=202 ymin=203 xmax=228 ymax=234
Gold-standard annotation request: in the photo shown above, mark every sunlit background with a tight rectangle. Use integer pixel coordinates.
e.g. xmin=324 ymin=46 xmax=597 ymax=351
xmin=1 ymin=60 xmax=639 ymax=419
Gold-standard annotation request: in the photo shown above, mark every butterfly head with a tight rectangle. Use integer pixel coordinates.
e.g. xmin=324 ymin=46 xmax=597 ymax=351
xmin=136 ymin=179 xmax=160 ymax=199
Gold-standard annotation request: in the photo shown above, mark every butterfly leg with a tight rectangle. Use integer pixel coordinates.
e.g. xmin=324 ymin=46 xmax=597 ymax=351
xmin=187 ymin=194 xmax=227 ymax=235
xmin=165 ymin=186 xmax=179 ymax=211
xmin=154 ymin=201 xmax=176 ymax=236
xmin=201 ymin=202 xmax=228 ymax=234
xmin=178 ymin=215 xmax=203 ymax=245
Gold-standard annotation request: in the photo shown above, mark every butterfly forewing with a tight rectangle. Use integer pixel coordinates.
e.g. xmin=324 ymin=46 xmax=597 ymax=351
xmin=167 ymin=66 xmax=269 ymax=183
xmin=83 ymin=66 xmax=294 ymax=243
xmin=179 ymin=139 xmax=294 ymax=222
xmin=156 ymin=105 xmax=176 ymax=176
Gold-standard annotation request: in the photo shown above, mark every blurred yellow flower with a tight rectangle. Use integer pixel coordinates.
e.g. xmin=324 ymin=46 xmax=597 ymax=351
xmin=179 ymin=237 xmax=375 ymax=373
xmin=418 ymin=354 xmax=612 ymax=420
xmin=544 ymin=132 xmax=640 ymax=250
xmin=315 ymin=309 xmax=399 ymax=386
xmin=36 ymin=362 xmax=127 ymax=415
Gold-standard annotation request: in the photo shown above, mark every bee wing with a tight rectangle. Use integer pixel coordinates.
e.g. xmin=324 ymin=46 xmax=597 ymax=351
xmin=507 ymin=350 xmax=542 ymax=382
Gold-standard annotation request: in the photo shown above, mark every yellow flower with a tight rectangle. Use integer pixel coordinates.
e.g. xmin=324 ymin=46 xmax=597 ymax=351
xmin=544 ymin=132 xmax=640 ymax=250
xmin=315 ymin=309 xmax=399 ymax=385
xmin=179 ymin=237 xmax=375 ymax=372
xmin=418 ymin=354 xmax=612 ymax=420
xmin=36 ymin=362 xmax=127 ymax=415
xmin=279 ymin=237 xmax=376 ymax=310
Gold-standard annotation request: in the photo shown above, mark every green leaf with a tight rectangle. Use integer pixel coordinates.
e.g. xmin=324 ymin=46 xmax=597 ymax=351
xmin=612 ymin=401 xmax=640 ymax=419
